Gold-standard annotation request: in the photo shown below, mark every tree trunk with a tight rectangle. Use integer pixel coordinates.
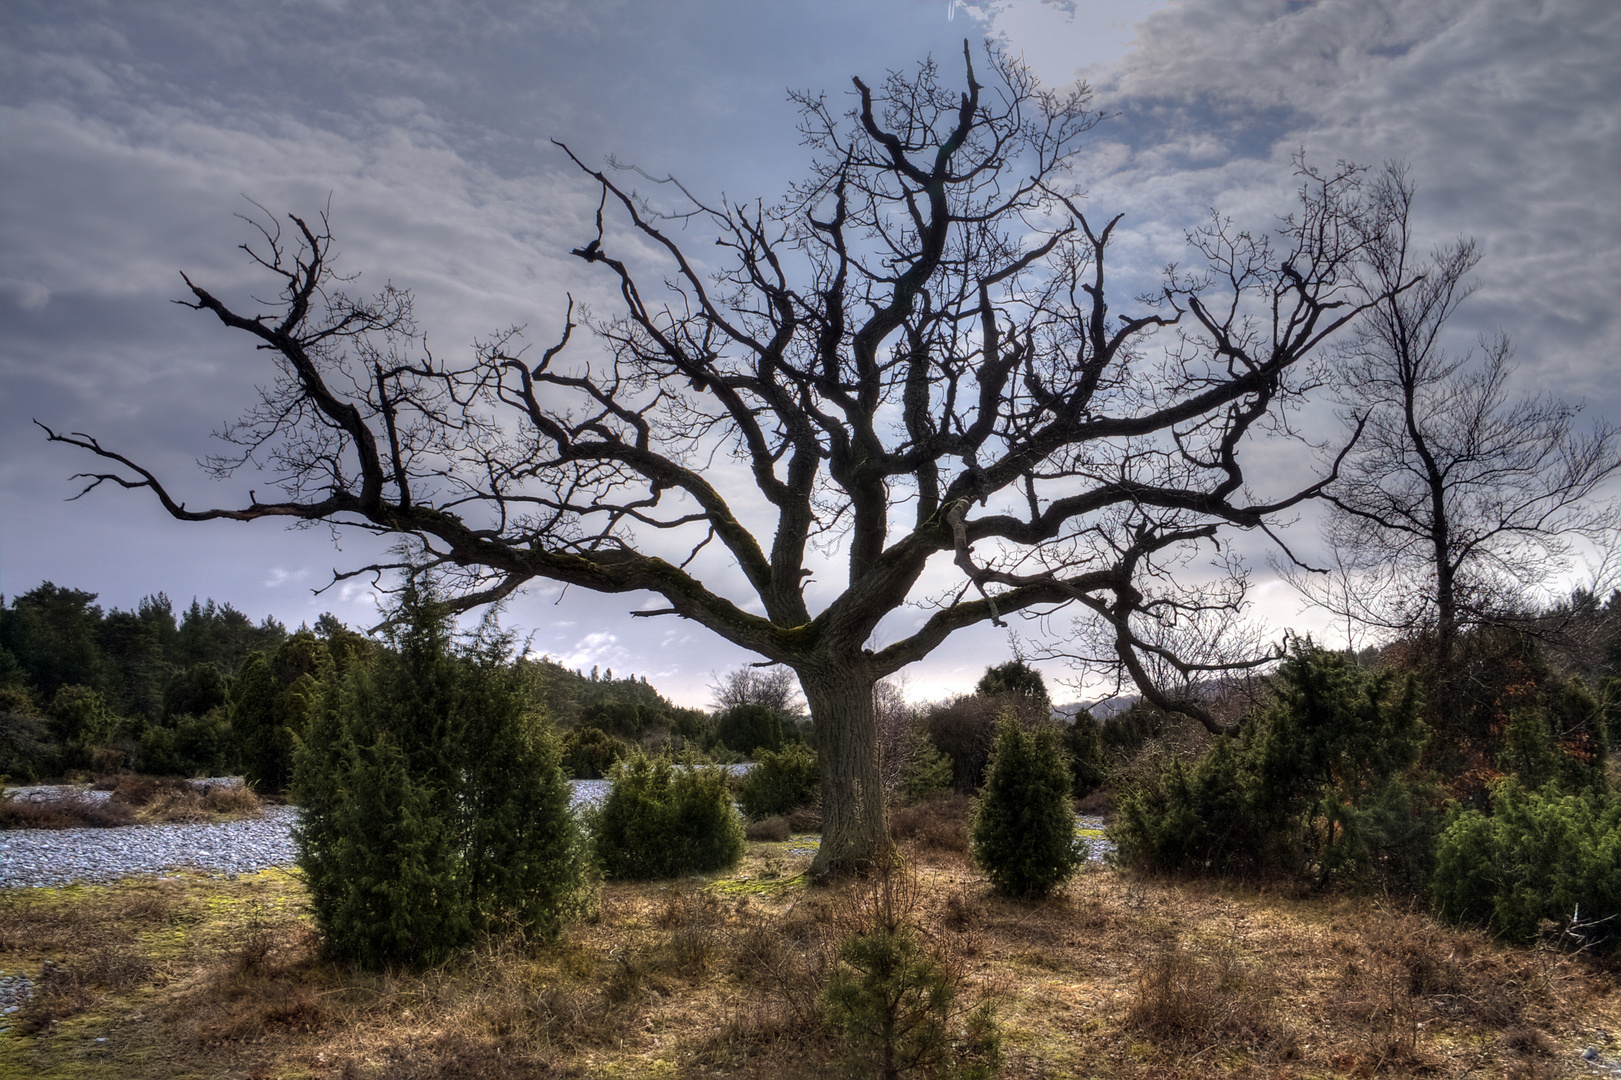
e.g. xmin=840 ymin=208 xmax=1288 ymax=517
xmin=798 ymin=659 xmax=890 ymax=877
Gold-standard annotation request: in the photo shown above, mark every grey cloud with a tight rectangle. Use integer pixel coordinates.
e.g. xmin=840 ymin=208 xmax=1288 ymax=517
xmin=1070 ymin=0 xmax=1621 ymax=410
xmin=9 ymin=1 xmax=1607 ymax=705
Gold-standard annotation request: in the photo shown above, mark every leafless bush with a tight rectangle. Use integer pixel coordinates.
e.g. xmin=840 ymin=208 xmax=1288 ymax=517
xmin=1125 ymin=937 xmax=1277 ymax=1051
xmin=888 ymin=793 xmax=972 ymax=854
xmin=17 ymin=950 xmax=156 ymax=1034
xmin=746 ymin=815 xmax=791 ymax=842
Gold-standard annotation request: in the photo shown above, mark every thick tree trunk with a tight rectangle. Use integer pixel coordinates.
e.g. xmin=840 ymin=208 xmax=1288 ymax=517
xmin=798 ymin=660 xmax=890 ymax=877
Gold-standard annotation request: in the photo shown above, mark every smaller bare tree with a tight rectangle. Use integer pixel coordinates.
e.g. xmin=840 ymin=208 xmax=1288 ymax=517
xmin=872 ymin=676 xmax=917 ymax=793
xmin=710 ymin=666 xmax=808 ymax=728
xmin=1296 ymin=164 xmax=1619 ymax=679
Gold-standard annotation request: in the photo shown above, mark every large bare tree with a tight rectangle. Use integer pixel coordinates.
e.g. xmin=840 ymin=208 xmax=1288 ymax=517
xmin=47 ymin=46 xmax=1395 ymax=874
xmin=1299 ymin=165 xmax=1619 ymax=678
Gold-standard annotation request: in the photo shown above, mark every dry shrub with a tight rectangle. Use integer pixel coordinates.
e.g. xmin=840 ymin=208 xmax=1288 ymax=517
xmin=1074 ymin=787 xmax=1114 ymax=816
xmin=652 ymin=885 xmax=726 ymax=978
xmin=888 ymin=793 xmax=971 ymax=853
xmin=730 ymin=899 xmax=838 ymax=1029
xmin=940 ymin=889 xmax=978 ymax=933
xmin=202 ymin=781 xmax=264 ymax=815
xmin=0 ymin=777 xmax=261 ymax=829
xmin=1502 ymin=1026 xmax=1555 ymax=1057
xmin=108 ymin=775 xmax=263 ymax=823
xmin=106 ymin=774 xmax=169 ymax=804
xmin=0 ymin=792 xmax=135 ymax=829
xmin=746 ymin=815 xmax=792 ymax=842
xmin=373 ymin=1034 xmax=559 ymax=1079
xmin=17 ymin=949 xmax=156 ymax=1034
xmin=197 ymin=978 xmax=332 ymax=1044
xmin=233 ymin=897 xmax=304 ymax=974
xmin=1125 ymin=937 xmax=1276 ymax=1051
xmin=786 ymin=806 xmax=822 ymax=832
xmin=1330 ymin=911 xmax=1557 ymax=1072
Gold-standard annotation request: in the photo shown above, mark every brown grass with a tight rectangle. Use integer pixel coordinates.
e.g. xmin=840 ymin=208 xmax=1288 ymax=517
xmin=1 ymin=830 xmax=1616 ymax=1079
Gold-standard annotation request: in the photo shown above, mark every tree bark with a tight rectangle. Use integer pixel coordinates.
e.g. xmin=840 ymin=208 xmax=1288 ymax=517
xmin=797 ymin=658 xmax=890 ymax=877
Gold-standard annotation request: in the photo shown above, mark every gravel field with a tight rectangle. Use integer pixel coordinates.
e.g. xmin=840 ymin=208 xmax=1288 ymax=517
xmin=0 ymin=780 xmax=617 ymax=889
xmin=0 ymin=806 xmax=303 ymax=889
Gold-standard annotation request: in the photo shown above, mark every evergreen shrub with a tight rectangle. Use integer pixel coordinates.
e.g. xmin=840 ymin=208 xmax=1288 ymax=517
xmin=736 ymin=742 xmax=819 ymax=819
xmin=292 ymin=586 xmax=590 ymax=968
xmin=1112 ymin=643 xmax=1436 ymax=889
xmin=1432 ymin=780 xmax=1621 ymax=952
xmin=895 ymin=722 xmax=952 ymax=805
xmin=137 ymin=708 xmax=233 ymax=776
xmin=969 ymin=716 xmax=1081 ymax=898
xmin=0 ymin=685 xmax=52 ymax=782
xmin=592 ymin=752 xmax=745 ymax=879
xmin=714 ymin=702 xmax=788 ymax=756
xmin=561 ymin=724 xmax=629 ymax=779
xmin=1061 ymin=712 xmax=1108 ymax=799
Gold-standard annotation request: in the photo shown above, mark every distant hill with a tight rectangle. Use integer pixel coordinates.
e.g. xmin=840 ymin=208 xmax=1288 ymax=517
xmin=1053 ymin=696 xmax=1138 ymax=722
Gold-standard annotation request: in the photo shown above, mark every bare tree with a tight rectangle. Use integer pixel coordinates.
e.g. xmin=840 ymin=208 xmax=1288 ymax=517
xmin=45 ymin=45 xmax=1395 ymax=874
xmin=873 ymin=676 xmax=917 ymax=794
xmin=710 ymin=665 xmax=808 ymax=728
xmin=1297 ymin=165 xmax=1619 ymax=681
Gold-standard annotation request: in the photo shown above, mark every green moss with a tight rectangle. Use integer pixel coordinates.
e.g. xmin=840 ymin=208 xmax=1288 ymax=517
xmin=706 ymin=872 xmax=809 ymax=897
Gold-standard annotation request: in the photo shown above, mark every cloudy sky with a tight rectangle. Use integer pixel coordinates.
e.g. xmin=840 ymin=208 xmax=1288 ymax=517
xmin=3 ymin=0 xmax=1616 ymax=707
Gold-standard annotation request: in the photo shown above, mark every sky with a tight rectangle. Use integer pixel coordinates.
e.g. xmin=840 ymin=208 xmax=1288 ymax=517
xmin=2 ymin=0 xmax=1617 ymax=708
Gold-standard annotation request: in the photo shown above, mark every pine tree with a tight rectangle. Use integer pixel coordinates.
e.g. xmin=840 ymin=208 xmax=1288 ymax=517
xmin=231 ymin=654 xmax=283 ymax=789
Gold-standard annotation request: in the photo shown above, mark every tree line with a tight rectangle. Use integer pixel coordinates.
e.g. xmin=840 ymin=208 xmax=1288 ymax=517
xmin=0 ymin=579 xmax=810 ymax=785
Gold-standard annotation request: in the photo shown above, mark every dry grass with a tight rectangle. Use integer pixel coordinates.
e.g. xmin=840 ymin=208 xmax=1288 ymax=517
xmin=1 ymin=829 xmax=1616 ymax=1080
xmin=0 ymin=776 xmax=264 ymax=830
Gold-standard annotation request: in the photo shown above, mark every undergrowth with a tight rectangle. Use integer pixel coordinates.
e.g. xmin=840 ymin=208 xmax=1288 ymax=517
xmin=0 ymin=829 xmax=1615 ymax=1079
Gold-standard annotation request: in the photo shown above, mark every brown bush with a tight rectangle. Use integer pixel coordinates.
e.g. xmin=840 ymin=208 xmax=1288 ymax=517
xmin=17 ymin=949 xmax=156 ymax=1034
xmin=888 ymin=793 xmax=971 ymax=853
xmin=785 ymin=806 xmax=822 ymax=832
xmin=1 ymin=777 xmax=261 ymax=829
xmin=374 ymin=1034 xmax=559 ymax=1080
xmin=1502 ymin=1026 xmax=1555 ymax=1057
xmin=202 ymin=781 xmax=263 ymax=815
xmin=1075 ymin=787 xmax=1115 ymax=817
xmin=1125 ymin=938 xmax=1277 ymax=1051
xmin=0 ymin=792 xmax=135 ymax=829
xmin=745 ymin=815 xmax=791 ymax=842
xmin=115 ymin=776 xmax=262 ymax=822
